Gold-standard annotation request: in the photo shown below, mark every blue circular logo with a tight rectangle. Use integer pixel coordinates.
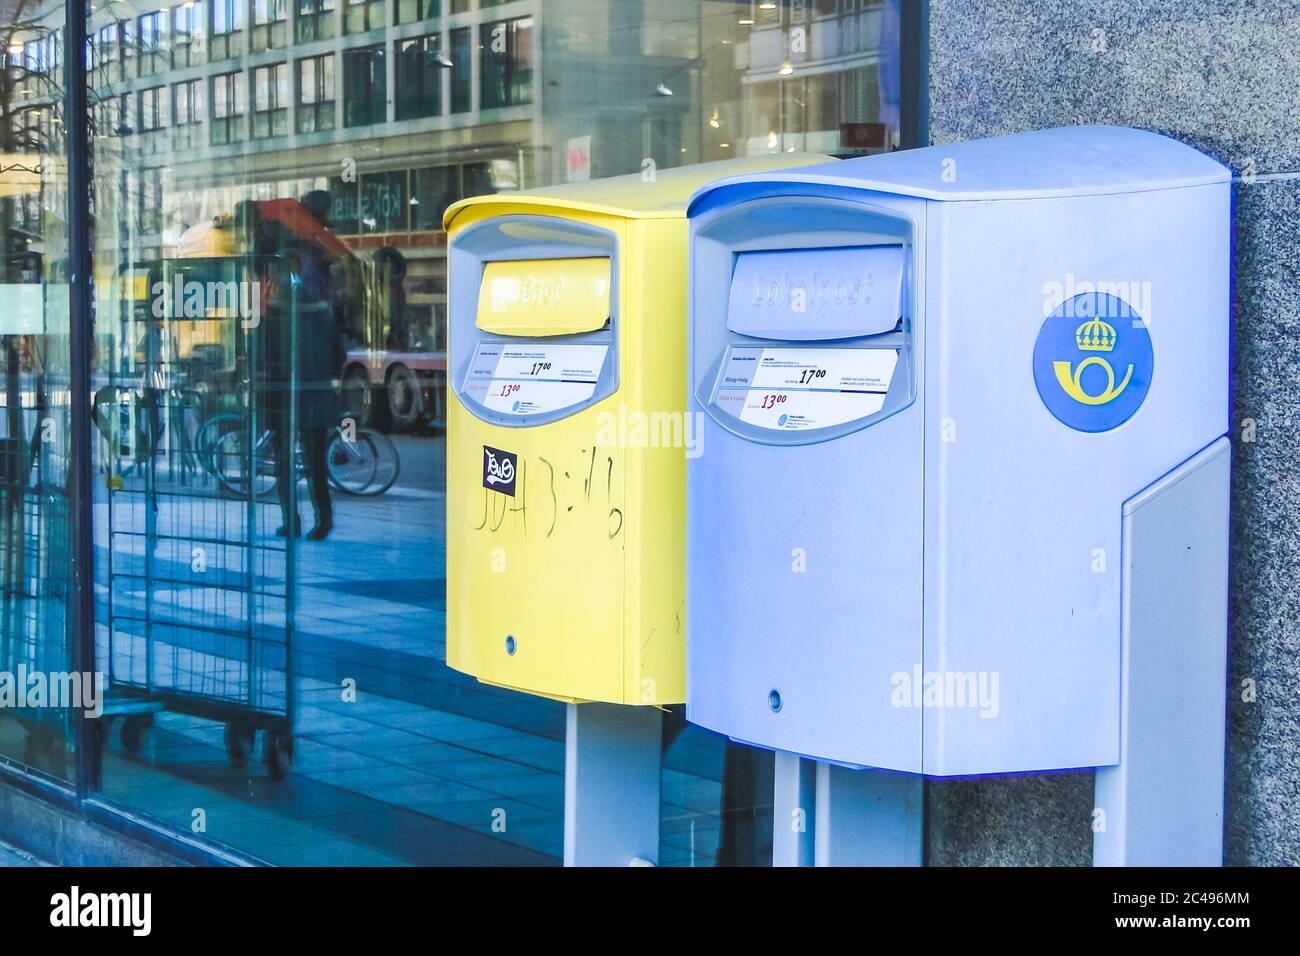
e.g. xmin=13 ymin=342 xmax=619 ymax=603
xmin=512 ymin=400 xmax=521 ymax=412
xmin=778 ymin=413 xmax=788 ymax=427
xmin=1032 ymin=292 xmax=1153 ymax=433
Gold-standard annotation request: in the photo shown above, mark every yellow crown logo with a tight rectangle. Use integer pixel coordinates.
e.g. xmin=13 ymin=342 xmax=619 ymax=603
xmin=1075 ymin=317 xmax=1116 ymax=353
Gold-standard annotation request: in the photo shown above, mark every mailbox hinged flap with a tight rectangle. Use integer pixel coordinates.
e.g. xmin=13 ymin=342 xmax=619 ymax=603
xmin=476 ymin=257 xmax=611 ymax=337
xmin=727 ymin=245 xmax=904 ymax=341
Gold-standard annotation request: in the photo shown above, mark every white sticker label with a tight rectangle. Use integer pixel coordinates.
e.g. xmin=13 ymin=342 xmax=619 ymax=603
xmin=717 ymin=347 xmax=898 ymax=432
xmin=466 ymin=343 xmax=609 ymax=416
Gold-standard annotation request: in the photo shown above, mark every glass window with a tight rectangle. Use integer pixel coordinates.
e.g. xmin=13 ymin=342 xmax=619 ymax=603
xmin=480 ymin=17 xmax=533 ymax=110
xmin=343 ymin=44 xmax=386 ymax=127
xmin=396 ymin=35 xmax=442 ymax=121
xmin=297 ymin=0 xmax=338 ymax=43
xmin=328 ymin=174 xmax=361 ymax=234
xmin=0 ymin=0 xmax=76 ymax=784
xmin=255 ymin=0 xmax=288 ymax=24
xmin=252 ymin=0 xmax=289 ymax=50
xmin=359 ymin=170 xmax=407 ymax=233
xmin=344 ymin=0 xmax=385 ymax=34
xmin=212 ymin=0 xmax=247 ymax=34
xmin=211 ymin=0 xmax=247 ymax=61
xmin=120 ymin=18 xmax=136 ymax=76
xmin=410 ymin=165 xmax=458 ymax=231
xmin=94 ymin=23 xmax=119 ymax=84
xmin=253 ymin=63 xmax=290 ymax=138
xmin=118 ymin=91 xmax=135 ymax=135
xmin=172 ymin=78 xmax=204 ymax=150
xmin=173 ymin=79 xmax=204 ymax=126
xmin=296 ymin=54 xmax=336 ymax=133
xmin=449 ymin=26 xmax=470 ymax=114
xmin=138 ymin=86 xmax=169 ymax=132
xmin=135 ymin=167 xmax=166 ymax=234
xmin=172 ymin=3 xmax=200 ymax=69
xmin=138 ymin=12 xmax=168 ymax=77
xmin=394 ymin=0 xmax=437 ymax=26
xmin=76 ymin=0 xmax=909 ymax=868
xmin=211 ymin=70 xmax=246 ymax=144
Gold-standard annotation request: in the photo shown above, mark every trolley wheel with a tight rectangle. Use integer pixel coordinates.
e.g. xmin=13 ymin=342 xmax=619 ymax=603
xmin=224 ymin=722 xmax=256 ymax=768
xmin=264 ymin=732 xmax=294 ymax=780
xmin=120 ymin=715 xmax=153 ymax=754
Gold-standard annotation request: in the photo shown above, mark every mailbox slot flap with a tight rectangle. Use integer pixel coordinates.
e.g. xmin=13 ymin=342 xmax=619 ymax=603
xmin=476 ymin=257 xmax=611 ymax=337
xmin=727 ymin=245 xmax=903 ymax=341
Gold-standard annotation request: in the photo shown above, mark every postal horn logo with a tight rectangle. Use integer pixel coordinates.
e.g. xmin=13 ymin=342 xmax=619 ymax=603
xmin=1033 ymin=292 xmax=1153 ymax=432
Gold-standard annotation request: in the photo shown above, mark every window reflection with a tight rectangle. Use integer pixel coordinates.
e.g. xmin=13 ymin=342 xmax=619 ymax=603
xmin=0 ymin=6 xmax=76 ymax=782
xmin=0 ymin=0 xmax=907 ymax=865
xmin=342 ymin=43 xmax=385 ymax=127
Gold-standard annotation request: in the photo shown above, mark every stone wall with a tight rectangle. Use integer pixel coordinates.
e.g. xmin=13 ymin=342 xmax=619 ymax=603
xmin=925 ymin=0 xmax=1300 ymax=866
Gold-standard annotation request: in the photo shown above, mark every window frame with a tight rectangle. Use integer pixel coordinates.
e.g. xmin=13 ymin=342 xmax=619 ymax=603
xmin=342 ymin=42 xmax=387 ymax=128
xmin=479 ymin=16 xmax=534 ymax=111
xmin=252 ymin=61 xmax=289 ymax=138
xmin=295 ymin=52 xmax=337 ymax=133
xmin=210 ymin=69 xmax=248 ymax=144
xmin=395 ymin=33 xmax=443 ymax=121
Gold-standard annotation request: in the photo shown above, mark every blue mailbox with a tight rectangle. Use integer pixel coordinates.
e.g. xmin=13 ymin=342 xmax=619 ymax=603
xmin=686 ymin=127 xmax=1231 ymax=866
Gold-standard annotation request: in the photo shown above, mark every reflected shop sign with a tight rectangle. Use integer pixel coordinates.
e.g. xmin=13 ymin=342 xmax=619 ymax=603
xmin=330 ymin=173 xmax=408 ymax=233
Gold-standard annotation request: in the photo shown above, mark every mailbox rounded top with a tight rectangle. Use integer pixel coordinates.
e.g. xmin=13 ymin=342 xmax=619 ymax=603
xmin=688 ymin=126 xmax=1230 ymax=212
xmin=444 ymin=153 xmax=830 ymax=230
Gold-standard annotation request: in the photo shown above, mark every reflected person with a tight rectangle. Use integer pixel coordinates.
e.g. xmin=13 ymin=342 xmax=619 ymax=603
xmin=251 ymin=191 xmax=345 ymax=541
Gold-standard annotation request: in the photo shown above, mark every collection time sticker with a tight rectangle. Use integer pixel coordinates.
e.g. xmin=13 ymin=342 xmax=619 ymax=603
xmin=717 ymin=347 xmax=898 ymax=431
xmin=466 ymin=343 xmax=609 ymax=416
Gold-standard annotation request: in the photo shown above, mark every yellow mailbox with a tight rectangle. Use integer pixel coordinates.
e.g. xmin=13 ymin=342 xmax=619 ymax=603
xmin=445 ymin=156 xmax=825 ymax=705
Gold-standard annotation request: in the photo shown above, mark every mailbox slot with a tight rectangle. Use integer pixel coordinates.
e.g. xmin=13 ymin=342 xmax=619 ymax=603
xmin=693 ymin=196 xmax=917 ymax=446
xmin=449 ymin=216 xmax=619 ymax=428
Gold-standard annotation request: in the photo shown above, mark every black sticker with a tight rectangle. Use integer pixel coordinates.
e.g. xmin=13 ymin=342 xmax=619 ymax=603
xmin=482 ymin=445 xmax=517 ymax=496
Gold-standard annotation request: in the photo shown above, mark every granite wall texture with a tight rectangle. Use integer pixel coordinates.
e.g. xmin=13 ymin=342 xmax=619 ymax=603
xmin=924 ymin=0 xmax=1299 ymax=866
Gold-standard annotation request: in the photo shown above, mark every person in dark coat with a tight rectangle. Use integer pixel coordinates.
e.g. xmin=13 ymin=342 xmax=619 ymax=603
xmin=249 ymin=191 xmax=345 ymax=540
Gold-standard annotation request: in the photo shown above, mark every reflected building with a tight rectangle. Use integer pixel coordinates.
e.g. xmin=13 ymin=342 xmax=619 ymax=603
xmin=10 ymin=1 xmax=899 ymax=429
xmin=0 ymin=0 xmax=903 ymax=866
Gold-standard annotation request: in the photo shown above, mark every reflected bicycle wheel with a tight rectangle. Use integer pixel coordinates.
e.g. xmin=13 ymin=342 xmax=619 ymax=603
xmin=211 ymin=427 xmax=277 ymax=500
xmin=195 ymin=412 xmax=244 ymax=466
xmin=357 ymin=429 xmax=400 ymax=496
xmin=326 ymin=432 xmax=379 ymax=494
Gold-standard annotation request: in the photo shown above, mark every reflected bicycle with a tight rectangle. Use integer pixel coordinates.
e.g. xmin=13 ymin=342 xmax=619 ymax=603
xmin=197 ymin=411 xmax=400 ymax=498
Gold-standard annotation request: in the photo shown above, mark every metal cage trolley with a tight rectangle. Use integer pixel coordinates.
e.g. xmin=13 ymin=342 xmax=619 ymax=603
xmin=98 ymin=254 xmax=299 ymax=779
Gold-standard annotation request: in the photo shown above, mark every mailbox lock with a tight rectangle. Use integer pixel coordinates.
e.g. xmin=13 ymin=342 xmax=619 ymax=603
xmin=768 ymin=689 xmax=783 ymax=713
xmin=505 ymin=635 xmax=517 ymax=656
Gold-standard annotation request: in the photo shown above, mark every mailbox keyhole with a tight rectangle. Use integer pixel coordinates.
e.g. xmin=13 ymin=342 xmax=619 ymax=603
xmin=768 ymin=689 xmax=782 ymax=713
xmin=505 ymin=635 xmax=517 ymax=656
